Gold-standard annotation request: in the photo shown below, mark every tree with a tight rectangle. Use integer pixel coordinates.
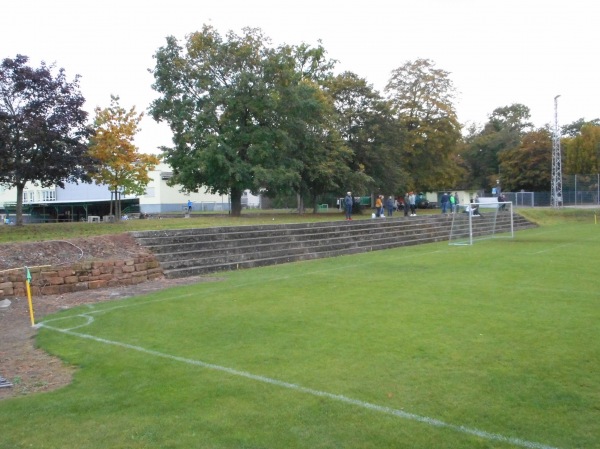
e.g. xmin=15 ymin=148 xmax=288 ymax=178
xmin=563 ymin=124 xmax=600 ymax=174
xmin=88 ymin=95 xmax=160 ymax=219
xmin=0 ymin=55 xmax=95 ymax=225
xmin=561 ymin=118 xmax=600 ymax=137
xmin=498 ymin=127 xmax=552 ymax=191
xmin=326 ymin=71 xmax=395 ymax=195
xmin=385 ymin=59 xmax=462 ymax=191
xmin=150 ymin=26 xmax=355 ymax=216
xmin=268 ymin=49 xmax=367 ymax=213
xmin=150 ymin=26 xmax=287 ymax=216
xmin=463 ymin=104 xmax=533 ymax=190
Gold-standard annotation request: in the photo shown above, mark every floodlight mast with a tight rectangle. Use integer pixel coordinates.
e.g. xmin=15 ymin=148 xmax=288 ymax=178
xmin=551 ymin=95 xmax=563 ymax=208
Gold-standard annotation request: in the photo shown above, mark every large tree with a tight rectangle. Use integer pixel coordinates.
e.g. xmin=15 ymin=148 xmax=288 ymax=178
xmin=150 ymin=27 xmax=272 ymax=216
xmin=0 ymin=55 xmax=95 ymax=225
xmin=150 ymin=26 xmax=351 ymax=216
xmin=385 ymin=59 xmax=462 ymax=191
xmin=561 ymin=118 xmax=600 ymax=138
xmin=463 ymin=103 xmax=533 ymax=191
xmin=261 ymin=44 xmax=361 ymax=213
xmin=563 ymin=123 xmax=600 ymax=174
xmin=326 ymin=71 xmax=395 ymax=195
xmin=498 ymin=127 xmax=552 ymax=191
xmin=88 ymin=95 xmax=160 ymax=219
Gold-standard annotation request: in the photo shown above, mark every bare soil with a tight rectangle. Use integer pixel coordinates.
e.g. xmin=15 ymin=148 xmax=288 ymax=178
xmin=0 ymin=234 xmax=217 ymax=401
xmin=0 ymin=234 xmax=153 ymax=272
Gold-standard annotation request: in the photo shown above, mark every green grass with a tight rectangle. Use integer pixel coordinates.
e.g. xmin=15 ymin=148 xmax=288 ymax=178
xmin=0 ymin=210 xmax=356 ymax=244
xmin=0 ymin=208 xmax=440 ymax=243
xmin=1 ymin=211 xmax=599 ymax=448
xmin=518 ymin=206 xmax=600 ymax=226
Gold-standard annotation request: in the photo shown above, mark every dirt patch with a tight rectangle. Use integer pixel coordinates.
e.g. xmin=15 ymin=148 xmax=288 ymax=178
xmin=0 ymin=234 xmax=151 ymax=272
xmin=0 ymin=234 xmax=219 ymax=401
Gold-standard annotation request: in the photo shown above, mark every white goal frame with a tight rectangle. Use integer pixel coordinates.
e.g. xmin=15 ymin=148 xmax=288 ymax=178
xmin=449 ymin=201 xmax=514 ymax=246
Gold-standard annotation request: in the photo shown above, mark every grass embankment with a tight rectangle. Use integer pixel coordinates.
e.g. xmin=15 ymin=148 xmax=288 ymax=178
xmin=0 ymin=209 xmax=598 ymax=448
xmin=0 ymin=208 xmax=442 ymax=244
xmin=0 ymin=211 xmax=341 ymax=243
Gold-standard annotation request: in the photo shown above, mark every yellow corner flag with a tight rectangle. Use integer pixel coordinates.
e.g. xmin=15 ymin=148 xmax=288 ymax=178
xmin=25 ymin=266 xmax=35 ymax=326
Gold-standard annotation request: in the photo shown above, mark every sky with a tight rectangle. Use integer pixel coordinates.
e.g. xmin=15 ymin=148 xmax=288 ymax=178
xmin=3 ymin=0 xmax=598 ymax=154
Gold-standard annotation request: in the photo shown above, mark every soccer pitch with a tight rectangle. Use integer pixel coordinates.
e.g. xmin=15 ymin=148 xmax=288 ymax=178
xmin=1 ymin=219 xmax=598 ymax=449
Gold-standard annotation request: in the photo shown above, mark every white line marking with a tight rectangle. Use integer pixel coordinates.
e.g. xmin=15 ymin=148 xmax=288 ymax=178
xmin=530 ymin=243 xmax=575 ymax=255
xmin=39 ymin=323 xmax=562 ymax=449
xmin=41 ymin=314 xmax=95 ymax=331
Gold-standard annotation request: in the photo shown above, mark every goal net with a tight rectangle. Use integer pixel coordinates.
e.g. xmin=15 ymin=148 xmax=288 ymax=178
xmin=449 ymin=201 xmax=514 ymax=245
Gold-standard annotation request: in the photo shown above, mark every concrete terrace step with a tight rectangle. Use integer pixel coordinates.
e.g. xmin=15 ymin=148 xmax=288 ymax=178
xmin=142 ymin=219 xmax=451 ymax=256
xmin=131 ymin=213 xmax=537 ymax=278
xmin=157 ymin=227 xmax=454 ymax=272
xmin=153 ymin=224 xmax=453 ymax=264
xmin=133 ymin=218 xmax=428 ymax=246
xmin=160 ymin=232 xmax=457 ymax=278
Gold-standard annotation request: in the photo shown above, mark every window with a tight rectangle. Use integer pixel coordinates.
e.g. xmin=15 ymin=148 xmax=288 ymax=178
xmin=23 ymin=191 xmax=35 ymax=203
xmin=41 ymin=190 xmax=56 ymax=201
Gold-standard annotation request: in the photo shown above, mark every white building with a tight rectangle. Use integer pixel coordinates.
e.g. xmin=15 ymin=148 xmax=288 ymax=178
xmin=0 ymin=163 xmax=261 ymax=222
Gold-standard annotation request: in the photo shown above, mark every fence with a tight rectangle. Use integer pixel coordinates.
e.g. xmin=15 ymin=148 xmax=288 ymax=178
xmin=503 ymin=174 xmax=600 ymax=207
xmin=563 ymin=174 xmax=600 ymax=206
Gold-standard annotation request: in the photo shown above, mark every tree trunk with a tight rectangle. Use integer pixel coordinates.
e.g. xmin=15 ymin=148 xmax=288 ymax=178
xmin=297 ymin=193 xmax=305 ymax=214
xmin=230 ymin=186 xmax=242 ymax=217
xmin=311 ymin=194 xmax=319 ymax=214
xmin=116 ymin=190 xmax=121 ymax=221
xmin=15 ymin=183 xmax=25 ymax=226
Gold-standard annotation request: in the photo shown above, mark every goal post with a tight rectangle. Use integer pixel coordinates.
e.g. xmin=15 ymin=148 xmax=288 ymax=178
xmin=449 ymin=201 xmax=514 ymax=245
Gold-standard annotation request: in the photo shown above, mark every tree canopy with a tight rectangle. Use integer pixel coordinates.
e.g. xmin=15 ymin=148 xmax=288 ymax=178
xmin=462 ymin=104 xmax=533 ymax=190
xmin=150 ymin=26 xmax=366 ymax=215
xmin=563 ymin=123 xmax=600 ymax=174
xmin=498 ymin=127 xmax=552 ymax=191
xmin=4 ymin=35 xmax=595 ymax=221
xmin=385 ymin=59 xmax=462 ymax=191
xmin=88 ymin=95 xmax=160 ymax=219
xmin=327 ymin=72 xmax=396 ymax=194
xmin=0 ymin=55 xmax=95 ymax=225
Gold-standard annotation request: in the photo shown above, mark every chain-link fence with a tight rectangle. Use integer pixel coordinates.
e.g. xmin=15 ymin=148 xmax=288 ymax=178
xmin=504 ymin=174 xmax=600 ymax=207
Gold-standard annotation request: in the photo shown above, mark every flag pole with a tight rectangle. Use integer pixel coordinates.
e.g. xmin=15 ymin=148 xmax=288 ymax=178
xmin=25 ymin=267 xmax=35 ymax=326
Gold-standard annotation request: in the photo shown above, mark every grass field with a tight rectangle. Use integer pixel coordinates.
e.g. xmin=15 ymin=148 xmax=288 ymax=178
xmin=0 ymin=207 xmax=442 ymax=244
xmin=0 ymin=209 xmax=351 ymax=243
xmin=0 ymin=211 xmax=598 ymax=448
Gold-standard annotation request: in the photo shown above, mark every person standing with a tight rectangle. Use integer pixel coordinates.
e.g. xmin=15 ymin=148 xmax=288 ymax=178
xmin=344 ymin=191 xmax=353 ymax=220
xmin=408 ymin=192 xmax=417 ymax=216
xmin=187 ymin=199 xmax=192 ymax=212
xmin=375 ymin=195 xmax=383 ymax=217
xmin=440 ymin=192 xmax=450 ymax=214
xmin=386 ymin=196 xmax=394 ymax=217
xmin=449 ymin=192 xmax=456 ymax=214
xmin=403 ymin=193 xmax=410 ymax=217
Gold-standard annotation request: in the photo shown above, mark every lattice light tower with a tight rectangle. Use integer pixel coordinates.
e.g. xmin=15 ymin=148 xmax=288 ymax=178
xmin=551 ymin=95 xmax=563 ymax=208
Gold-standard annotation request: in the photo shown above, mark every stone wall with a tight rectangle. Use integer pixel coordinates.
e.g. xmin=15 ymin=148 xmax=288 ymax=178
xmin=0 ymin=255 xmax=163 ymax=298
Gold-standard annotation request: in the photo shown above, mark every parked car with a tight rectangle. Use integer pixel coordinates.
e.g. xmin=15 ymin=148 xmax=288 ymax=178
xmin=415 ymin=193 xmax=431 ymax=209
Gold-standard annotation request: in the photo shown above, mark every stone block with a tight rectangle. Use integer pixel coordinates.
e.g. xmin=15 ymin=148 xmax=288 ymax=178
xmin=88 ymin=280 xmax=108 ymax=289
xmin=47 ymin=277 xmax=64 ymax=285
xmin=74 ymin=282 xmax=89 ymax=292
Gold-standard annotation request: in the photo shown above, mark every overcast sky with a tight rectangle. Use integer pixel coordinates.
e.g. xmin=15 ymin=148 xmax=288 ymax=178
xmin=3 ymin=0 xmax=598 ymax=154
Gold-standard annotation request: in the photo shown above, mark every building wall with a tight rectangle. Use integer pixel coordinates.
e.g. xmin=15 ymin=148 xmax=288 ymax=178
xmin=138 ymin=164 xmax=231 ymax=213
xmin=0 ymin=163 xmax=261 ymax=215
xmin=56 ymin=182 xmax=135 ymax=202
